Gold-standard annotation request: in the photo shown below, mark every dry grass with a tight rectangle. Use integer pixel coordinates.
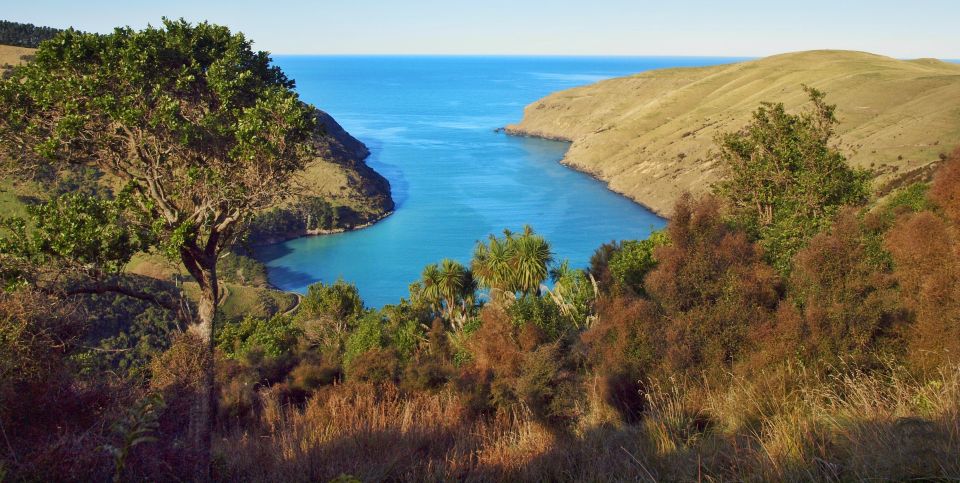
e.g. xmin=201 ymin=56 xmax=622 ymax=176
xmin=0 ymin=44 xmax=34 ymax=71
xmin=507 ymin=50 xmax=960 ymax=215
xmin=216 ymin=363 xmax=960 ymax=481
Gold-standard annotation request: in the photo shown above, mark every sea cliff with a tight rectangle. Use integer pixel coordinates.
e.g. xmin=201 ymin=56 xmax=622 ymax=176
xmin=246 ymin=109 xmax=394 ymax=245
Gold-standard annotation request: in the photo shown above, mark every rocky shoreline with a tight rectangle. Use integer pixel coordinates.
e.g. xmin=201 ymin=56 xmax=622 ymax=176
xmin=247 ymin=108 xmax=395 ymax=246
xmin=501 ymin=126 xmax=670 ymax=218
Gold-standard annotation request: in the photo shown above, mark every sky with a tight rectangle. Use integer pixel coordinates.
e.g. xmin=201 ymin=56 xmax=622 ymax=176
xmin=5 ymin=0 xmax=959 ymax=58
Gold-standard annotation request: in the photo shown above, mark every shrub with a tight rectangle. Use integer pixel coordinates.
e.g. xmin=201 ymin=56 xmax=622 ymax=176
xmin=347 ymin=348 xmax=401 ymax=384
xmin=928 ymin=146 xmax=960 ymax=225
xmin=643 ymin=195 xmax=780 ymax=376
xmin=343 ymin=312 xmax=388 ymax=370
xmin=607 ymin=230 xmax=668 ymax=295
xmin=714 ymin=87 xmax=869 ymax=272
xmin=217 ymin=314 xmax=302 ymax=361
xmin=886 ymin=211 xmax=960 ymax=372
xmin=508 ymin=294 xmax=569 ymax=341
xmin=777 ymin=209 xmax=906 ymax=365
xmin=301 ymin=279 xmax=365 ymax=322
xmin=217 ymin=252 xmax=269 ymax=287
xmin=581 ymin=297 xmax=661 ymax=421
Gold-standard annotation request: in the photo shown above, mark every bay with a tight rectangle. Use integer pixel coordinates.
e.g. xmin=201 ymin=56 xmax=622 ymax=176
xmin=255 ymin=56 xmax=744 ymax=306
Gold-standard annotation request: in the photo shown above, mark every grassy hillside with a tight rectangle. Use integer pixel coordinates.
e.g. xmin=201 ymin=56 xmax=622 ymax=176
xmin=507 ymin=50 xmax=960 ymax=215
xmin=0 ymin=44 xmax=34 ymax=69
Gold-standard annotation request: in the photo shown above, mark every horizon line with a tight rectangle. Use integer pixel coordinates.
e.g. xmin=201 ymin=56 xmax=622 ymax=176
xmin=269 ymin=52 xmax=960 ymax=62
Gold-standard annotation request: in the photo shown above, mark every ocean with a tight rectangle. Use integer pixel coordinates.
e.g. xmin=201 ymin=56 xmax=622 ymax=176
xmin=254 ymin=56 xmax=744 ymax=306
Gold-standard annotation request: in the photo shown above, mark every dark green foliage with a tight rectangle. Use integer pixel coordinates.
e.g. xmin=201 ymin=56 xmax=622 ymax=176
xmin=301 ymin=279 xmax=365 ymax=322
xmin=343 ymin=312 xmax=388 ymax=369
xmin=102 ymin=393 xmax=164 ymax=483
xmin=0 ymin=191 xmax=153 ymax=284
xmin=0 ymin=20 xmax=63 ymax=48
xmin=508 ymin=294 xmax=569 ymax=341
xmin=380 ymin=302 xmax=428 ymax=361
xmin=714 ymin=87 xmax=870 ymax=273
xmin=588 ymin=240 xmax=620 ymax=291
xmin=246 ymin=197 xmax=341 ymax=244
xmin=217 ymin=252 xmax=269 ymax=287
xmin=75 ymin=289 xmax=181 ymax=379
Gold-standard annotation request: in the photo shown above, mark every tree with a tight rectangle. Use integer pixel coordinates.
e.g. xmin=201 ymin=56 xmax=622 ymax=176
xmin=472 ymin=225 xmax=553 ymax=298
xmin=714 ymin=86 xmax=869 ymax=272
xmin=419 ymin=259 xmax=475 ymax=324
xmin=0 ymin=19 xmax=317 ymax=476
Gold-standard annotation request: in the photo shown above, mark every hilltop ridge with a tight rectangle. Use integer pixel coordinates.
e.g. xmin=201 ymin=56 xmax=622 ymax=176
xmin=506 ymin=50 xmax=960 ymax=215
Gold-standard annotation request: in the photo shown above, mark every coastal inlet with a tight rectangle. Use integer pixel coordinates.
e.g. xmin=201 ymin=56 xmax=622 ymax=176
xmin=254 ymin=56 xmax=737 ymax=306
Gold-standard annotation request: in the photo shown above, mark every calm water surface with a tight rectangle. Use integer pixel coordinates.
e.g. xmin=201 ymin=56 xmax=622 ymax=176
xmin=256 ymin=56 xmax=743 ymax=306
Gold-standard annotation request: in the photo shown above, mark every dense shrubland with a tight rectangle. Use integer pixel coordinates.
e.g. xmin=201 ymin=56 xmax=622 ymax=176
xmin=0 ymin=25 xmax=958 ymax=481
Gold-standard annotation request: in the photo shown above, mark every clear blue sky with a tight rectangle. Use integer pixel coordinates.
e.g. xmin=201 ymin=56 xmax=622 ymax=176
xmin=5 ymin=1 xmax=959 ymax=58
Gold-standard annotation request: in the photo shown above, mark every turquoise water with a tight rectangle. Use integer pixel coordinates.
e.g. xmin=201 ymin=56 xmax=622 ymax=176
xmin=255 ymin=56 xmax=743 ymax=307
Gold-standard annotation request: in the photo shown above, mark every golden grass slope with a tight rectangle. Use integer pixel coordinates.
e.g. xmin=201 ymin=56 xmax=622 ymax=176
xmin=0 ymin=44 xmax=33 ymax=70
xmin=506 ymin=50 xmax=960 ymax=216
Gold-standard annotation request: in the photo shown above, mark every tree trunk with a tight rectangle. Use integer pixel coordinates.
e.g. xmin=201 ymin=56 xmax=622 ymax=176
xmin=183 ymin=252 xmax=219 ymax=481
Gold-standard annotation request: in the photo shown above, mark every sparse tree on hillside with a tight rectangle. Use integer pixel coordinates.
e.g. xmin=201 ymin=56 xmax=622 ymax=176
xmin=714 ymin=86 xmax=869 ymax=272
xmin=0 ymin=19 xmax=317 ymax=476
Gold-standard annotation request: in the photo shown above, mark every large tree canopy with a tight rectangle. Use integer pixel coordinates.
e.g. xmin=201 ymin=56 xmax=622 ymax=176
xmin=0 ymin=18 xmax=316 ymax=325
xmin=0 ymin=18 xmax=318 ymax=476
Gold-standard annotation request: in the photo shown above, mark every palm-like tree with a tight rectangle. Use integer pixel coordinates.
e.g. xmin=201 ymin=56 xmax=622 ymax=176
xmin=420 ymin=259 xmax=475 ymax=322
xmin=471 ymin=235 xmax=511 ymax=292
xmin=471 ymin=225 xmax=553 ymax=299
xmin=511 ymin=226 xmax=552 ymax=296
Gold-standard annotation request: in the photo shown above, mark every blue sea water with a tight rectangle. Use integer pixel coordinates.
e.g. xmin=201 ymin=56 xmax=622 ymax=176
xmin=255 ymin=56 xmax=744 ymax=307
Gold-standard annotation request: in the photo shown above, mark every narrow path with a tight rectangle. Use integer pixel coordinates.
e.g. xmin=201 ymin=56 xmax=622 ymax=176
xmin=281 ymin=292 xmax=303 ymax=317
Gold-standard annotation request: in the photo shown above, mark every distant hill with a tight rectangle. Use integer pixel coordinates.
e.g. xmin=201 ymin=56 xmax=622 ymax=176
xmin=506 ymin=50 xmax=960 ymax=216
xmin=0 ymin=20 xmax=63 ymax=48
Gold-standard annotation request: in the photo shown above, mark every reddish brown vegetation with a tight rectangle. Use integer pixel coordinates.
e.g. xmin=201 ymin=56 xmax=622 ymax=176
xmin=885 ymin=151 xmax=960 ymax=372
xmin=777 ymin=209 xmax=905 ymax=363
xmin=643 ymin=194 xmax=780 ymax=376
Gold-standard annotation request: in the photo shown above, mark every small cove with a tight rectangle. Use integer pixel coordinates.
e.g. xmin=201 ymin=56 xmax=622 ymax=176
xmin=255 ymin=56 xmax=742 ymax=306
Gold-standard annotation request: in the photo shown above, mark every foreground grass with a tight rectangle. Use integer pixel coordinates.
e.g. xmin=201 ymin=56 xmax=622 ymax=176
xmin=216 ymin=363 xmax=959 ymax=481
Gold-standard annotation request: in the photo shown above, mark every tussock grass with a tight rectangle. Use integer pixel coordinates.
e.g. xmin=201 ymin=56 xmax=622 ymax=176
xmin=217 ymin=363 xmax=960 ymax=481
